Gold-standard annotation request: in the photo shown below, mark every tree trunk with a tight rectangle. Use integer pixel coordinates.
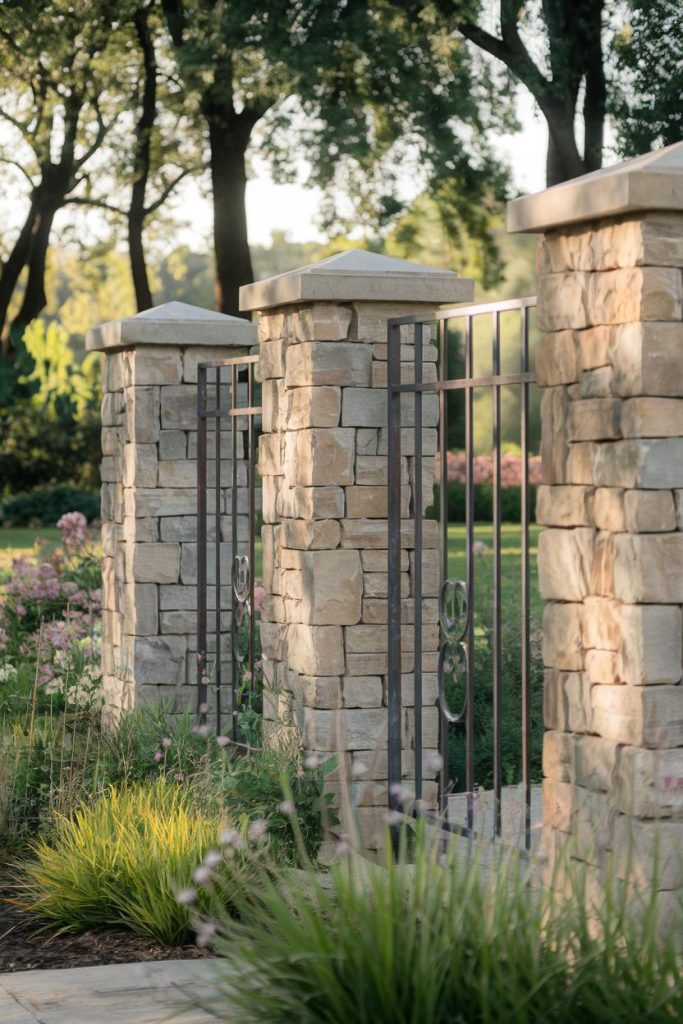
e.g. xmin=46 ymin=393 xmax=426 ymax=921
xmin=0 ymin=197 xmax=39 ymax=349
xmin=128 ymin=8 xmax=156 ymax=312
xmin=11 ymin=200 xmax=58 ymax=334
xmin=206 ymin=115 xmax=253 ymax=317
xmin=543 ymin=103 xmax=587 ymax=185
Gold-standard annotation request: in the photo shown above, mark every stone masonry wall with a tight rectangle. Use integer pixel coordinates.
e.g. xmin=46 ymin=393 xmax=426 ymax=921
xmin=100 ymin=341 xmax=250 ymax=720
xmin=536 ymin=212 xmax=683 ymax=909
xmin=257 ymin=301 xmax=441 ymax=847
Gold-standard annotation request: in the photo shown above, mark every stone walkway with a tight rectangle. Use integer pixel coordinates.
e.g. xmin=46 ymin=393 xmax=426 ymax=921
xmin=0 ymin=960 xmax=224 ymax=1024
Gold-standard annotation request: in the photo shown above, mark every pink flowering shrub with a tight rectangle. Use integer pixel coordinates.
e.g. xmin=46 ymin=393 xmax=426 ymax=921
xmin=440 ymin=450 xmax=542 ymax=487
xmin=56 ymin=511 xmax=89 ymax=548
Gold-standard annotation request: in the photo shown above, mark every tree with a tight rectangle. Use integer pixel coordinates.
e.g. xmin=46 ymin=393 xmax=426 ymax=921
xmin=0 ymin=0 xmax=124 ymax=347
xmin=611 ymin=0 xmax=683 ymax=156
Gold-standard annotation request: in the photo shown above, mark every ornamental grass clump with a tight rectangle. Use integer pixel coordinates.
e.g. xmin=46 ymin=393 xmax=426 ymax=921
xmin=204 ymin=822 xmax=683 ymax=1024
xmin=14 ymin=779 xmax=255 ymax=945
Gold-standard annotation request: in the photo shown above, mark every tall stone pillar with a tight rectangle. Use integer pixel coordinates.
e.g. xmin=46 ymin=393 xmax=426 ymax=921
xmin=240 ymin=251 xmax=473 ymax=847
xmin=508 ymin=142 xmax=683 ymax=909
xmin=87 ymin=301 xmax=255 ymax=720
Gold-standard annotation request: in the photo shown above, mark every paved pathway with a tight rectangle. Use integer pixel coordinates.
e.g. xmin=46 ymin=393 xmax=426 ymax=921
xmin=0 ymin=960 xmax=224 ymax=1024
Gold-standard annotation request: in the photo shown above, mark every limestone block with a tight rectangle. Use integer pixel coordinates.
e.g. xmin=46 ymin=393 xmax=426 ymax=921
xmin=356 ymin=429 xmax=378 ymax=455
xmin=377 ymin=428 xmax=438 ymax=457
xmin=585 ymin=649 xmax=620 ymax=685
xmin=567 ymin=398 xmax=621 ymax=442
xmin=286 ymin=624 xmax=345 ymax=675
xmin=533 ymin=331 xmax=578 ymax=387
xmin=575 ymin=735 xmax=618 ymax=793
xmin=102 ymin=426 xmax=124 ymax=457
xmin=565 ymin=442 xmax=598 ymax=486
xmin=537 ymin=527 xmax=594 ymax=602
xmin=578 ymin=366 xmax=613 ymax=399
xmin=103 ymin=351 xmax=124 ymax=392
xmin=542 ymin=730 xmax=575 ymax=783
xmin=342 ymin=675 xmax=384 ymax=708
xmin=183 ymin=346 xmax=248 ymax=384
xmin=160 ymin=516 xmax=200 ymax=542
xmin=590 ymin=531 xmax=615 ymax=596
xmin=677 ymin=490 xmax=683 ymax=530
xmin=283 ymin=428 xmax=355 ymax=486
xmin=542 ymin=603 xmax=583 ymax=671
xmin=122 ymin=582 xmax=158 ymax=636
xmin=371 ymin=360 xmax=438 ymax=388
xmin=341 ymin=517 xmax=438 ymax=550
xmin=577 ymin=325 xmax=613 ymax=371
xmin=538 ymin=266 xmax=683 ymax=332
xmin=160 ymin=610 xmax=197 ymax=633
xmin=123 ymin=443 xmax=158 ymax=488
xmin=100 ymin=456 xmax=117 ymax=483
xmin=260 ymin=621 xmax=288 ymax=662
xmin=593 ymin=438 xmax=683 ymax=488
xmin=624 ymin=396 xmax=683 ymax=443
xmin=615 ymin=746 xmax=683 ymax=818
xmin=301 ymin=676 xmax=343 ymax=710
xmin=160 ymin=460 xmax=200 ymax=487
xmin=592 ymin=684 xmax=683 ymax=748
xmin=125 ymin=542 xmax=180 ymax=584
xmin=160 ymin=584 xmax=199 ymax=610
xmin=160 ymin=385 xmax=197 ymax=430
xmin=102 ymin=391 xmax=125 ymax=427
xmin=280 ymin=518 xmax=340 ymax=550
xmin=346 ymin=486 xmax=391 ymax=519
xmin=125 ymin=386 xmax=160 ymax=443
xmin=257 ymin=434 xmax=283 ymax=477
xmin=303 ymin=707 xmax=386 ymax=751
xmin=127 ymin=346 xmax=183 ymax=386
xmin=258 ymin=312 xmax=286 ymax=344
xmin=102 ymin=482 xmax=123 ymax=523
xmin=179 ymin=542 xmax=232 ymax=585
xmin=580 ymin=596 xmax=621 ymax=651
xmin=544 ymin=669 xmax=571 ymax=730
xmin=124 ymin=634 xmax=187 ymax=687
xmin=538 ymin=218 xmax=642 ymax=273
xmin=159 ymin=430 xmax=187 ymax=460
xmin=295 ymin=303 xmax=352 ymax=342
xmin=356 ymin=455 xmax=399 ymax=486
xmin=542 ymin=779 xmax=575 ymax=833
xmin=262 ymin=476 xmax=279 ymax=523
xmin=592 ymin=488 xmax=625 ymax=531
xmin=613 ymin=533 xmax=683 ymax=602
xmin=352 ymin=301 xmax=439 ymax=345
xmin=400 ymin=672 xmax=438 ymax=708
xmin=609 ymin=322 xmax=683 ymax=398
xmin=276 ymin=484 xmax=345 ymax=520
xmin=342 ymin=388 xmax=439 ymax=429
xmin=284 ymin=385 xmax=341 ymax=429
xmin=623 ymin=489 xmax=676 ymax=532
xmin=126 ymin=487 xmax=198 ymax=517
xmin=535 ymin=485 xmax=593 ymax=527
xmin=540 ymin=387 xmax=570 ymax=484
xmin=285 ymin=342 xmax=371 ymax=388
xmin=289 ymin=549 xmax=363 ymax=625
xmin=260 ymin=338 xmax=286 ymax=380
xmin=612 ymin=817 xmax=683 ymax=890
xmin=618 ymin=604 xmax=682 ymax=685
xmin=360 ymin=549 xmax=408 ymax=572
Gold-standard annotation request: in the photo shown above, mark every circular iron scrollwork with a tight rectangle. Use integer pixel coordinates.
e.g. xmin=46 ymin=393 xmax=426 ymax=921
xmin=232 ymin=555 xmax=251 ymax=664
xmin=438 ymin=578 xmax=469 ymax=723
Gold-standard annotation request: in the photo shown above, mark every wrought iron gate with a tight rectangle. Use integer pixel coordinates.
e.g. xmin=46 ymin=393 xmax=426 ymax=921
xmin=387 ymin=296 xmax=538 ymax=848
xmin=196 ymin=355 xmax=261 ymax=736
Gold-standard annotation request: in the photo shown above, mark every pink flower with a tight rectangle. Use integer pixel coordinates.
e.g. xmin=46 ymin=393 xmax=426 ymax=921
xmin=57 ymin=511 xmax=88 ymax=548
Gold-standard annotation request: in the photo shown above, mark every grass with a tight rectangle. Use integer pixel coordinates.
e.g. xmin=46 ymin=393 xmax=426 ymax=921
xmin=0 ymin=527 xmax=62 ymax=590
xmin=447 ymin=522 xmax=543 ymax=622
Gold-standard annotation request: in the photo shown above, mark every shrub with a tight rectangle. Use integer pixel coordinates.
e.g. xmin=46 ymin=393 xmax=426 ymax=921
xmin=0 ymin=486 xmax=100 ymax=527
xmin=205 ymin=824 xmax=682 ymax=1023
xmin=14 ymin=780 xmax=253 ymax=945
xmin=426 ymin=481 xmax=538 ymax=523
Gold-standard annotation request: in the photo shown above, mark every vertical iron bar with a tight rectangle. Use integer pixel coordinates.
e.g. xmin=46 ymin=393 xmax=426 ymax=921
xmin=521 ymin=307 xmax=531 ymax=848
xmin=231 ymin=363 xmax=238 ymax=741
xmin=215 ymin=367 xmax=222 ymax=733
xmin=492 ymin=311 xmax=502 ymax=837
xmin=464 ymin=315 xmax=475 ymax=835
xmin=197 ymin=366 xmax=208 ymax=725
xmin=387 ymin=320 xmax=403 ymax=811
xmin=248 ymin=364 xmax=256 ymax=707
xmin=413 ymin=323 xmax=423 ymax=806
xmin=437 ymin=318 xmax=448 ymax=813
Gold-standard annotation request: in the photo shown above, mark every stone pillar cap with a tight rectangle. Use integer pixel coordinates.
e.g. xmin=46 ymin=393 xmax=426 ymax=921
xmin=239 ymin=248 xmax=474 ymax=311
xmin=86 ymin=300 xmax=256 ymax=352
xmin=507 ymin=140 xmax=683 ymax=234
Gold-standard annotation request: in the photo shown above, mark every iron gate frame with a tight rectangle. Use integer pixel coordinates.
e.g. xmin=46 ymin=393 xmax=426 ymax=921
xmin=387 ymin=295 xmax=537 ymax=847
xmin=196 ymin=354 xmax=262 ymax=736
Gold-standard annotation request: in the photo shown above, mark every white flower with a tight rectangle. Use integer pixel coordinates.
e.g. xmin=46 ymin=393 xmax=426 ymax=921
xmin=195 ymin=921 xmax=216 ymax=948
xmin=304 ymin=753 xmax=321 ymax=770
xmin=204 ymin=850 xmax=222 ymax=868
xmin=425 ymin=751 xmax=443 ymax=772
xmin=192 ymin=865 xmax=213 ymax=885
xmin=248 ymin=819 xmax=268 ymax=841
xmin=278 ymin=800 xmax=295 ymax=816
xmin=176 ymin=888 xmax=197 ymax=905
xmin=216 ymin=735 xmax=230 ymax=748
xmin=351 ymin=760 xmax=368 ymax=778
xmin=384 ymin=810 xmax=404 ymax=826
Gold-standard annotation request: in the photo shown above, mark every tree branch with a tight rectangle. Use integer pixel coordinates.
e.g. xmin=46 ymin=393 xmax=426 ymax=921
xmin=0 ymin=157 xmax=36 ymax=187
xmin=144 ymin=164 xmax=205 ymax=215
xmin=66 ymin=196 xmax=125 ymax=215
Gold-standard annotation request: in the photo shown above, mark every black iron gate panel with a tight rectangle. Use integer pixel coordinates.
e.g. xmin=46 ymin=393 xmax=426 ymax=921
xmin=387 ymin=296 xmax=538 ymax=847
xmin=196 ymin=355 xmax=261 ymax=736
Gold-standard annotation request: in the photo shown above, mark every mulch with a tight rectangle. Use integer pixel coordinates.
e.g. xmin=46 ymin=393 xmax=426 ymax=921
xmin=0 ymin=887 xmax=213 ymax=974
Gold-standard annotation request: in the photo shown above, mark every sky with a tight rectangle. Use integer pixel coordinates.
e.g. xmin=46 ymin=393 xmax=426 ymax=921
xmin=179 ymin=90 xmax=551 ymax=248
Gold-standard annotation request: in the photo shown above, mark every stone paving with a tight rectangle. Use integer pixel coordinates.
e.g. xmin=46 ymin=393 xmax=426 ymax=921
xmin=0 ymin=959 xmax=224 ymax=1024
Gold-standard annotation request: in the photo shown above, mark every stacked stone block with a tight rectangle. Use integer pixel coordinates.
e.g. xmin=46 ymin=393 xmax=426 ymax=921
xmin=89 ymin=303 xmax=255 ymax=720
xmin=531 ymin=212 xmax=683 ymax=906
xmin=242 ymin=255 xmax=473 ymax=847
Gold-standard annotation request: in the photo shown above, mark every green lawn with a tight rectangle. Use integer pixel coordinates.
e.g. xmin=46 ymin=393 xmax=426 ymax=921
xmin=0 ymin=527 xmax=62 ymax=587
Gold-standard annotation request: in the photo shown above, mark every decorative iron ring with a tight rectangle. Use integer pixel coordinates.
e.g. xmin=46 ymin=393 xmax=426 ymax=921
xmin=233 ymin=554 xmax=251 ymax=604
xmin=437 ymin=578 xmax=469 ymax=723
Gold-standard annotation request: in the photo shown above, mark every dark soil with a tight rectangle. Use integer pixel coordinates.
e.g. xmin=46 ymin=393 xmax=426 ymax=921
xmin=0 ymin=887 xmax=213 ymax=973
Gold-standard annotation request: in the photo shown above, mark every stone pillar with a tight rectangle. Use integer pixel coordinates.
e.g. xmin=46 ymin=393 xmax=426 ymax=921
xmin=240 ymin=250 xmax=473 ymax=847
xmin=508 ymin=142 xmax=683 ymax=908
xmin=87 ymin=301 xmax=256 ymax=719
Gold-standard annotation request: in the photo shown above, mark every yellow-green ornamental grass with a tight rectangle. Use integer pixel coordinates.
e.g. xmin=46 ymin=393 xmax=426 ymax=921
xmin=14 ymin=779 xmax=253 ymax=945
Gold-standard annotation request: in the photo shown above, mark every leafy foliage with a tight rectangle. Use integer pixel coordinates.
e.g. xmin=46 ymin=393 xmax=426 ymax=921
xmin=0 ymin=487 xmax=100 ymax=527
